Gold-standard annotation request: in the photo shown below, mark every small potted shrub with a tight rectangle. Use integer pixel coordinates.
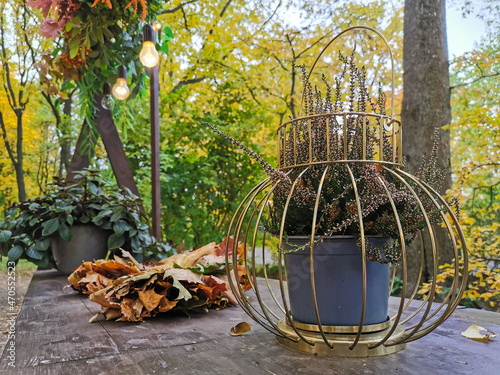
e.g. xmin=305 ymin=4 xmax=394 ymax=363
xmin=207 ymin=48 xmax=450 ymax=327
xmin=0 ymin=169 xmax=171 ymax=274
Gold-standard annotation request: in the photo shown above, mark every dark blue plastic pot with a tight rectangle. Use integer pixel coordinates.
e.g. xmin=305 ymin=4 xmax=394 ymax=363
xmin=283 ymin=236 xmax=391 ymax=326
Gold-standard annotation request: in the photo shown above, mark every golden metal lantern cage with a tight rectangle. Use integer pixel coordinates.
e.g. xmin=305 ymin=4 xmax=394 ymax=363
xmin=224 ymin=26 xmax=468 ymax=357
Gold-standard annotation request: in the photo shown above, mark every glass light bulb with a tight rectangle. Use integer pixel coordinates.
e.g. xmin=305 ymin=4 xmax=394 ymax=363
xmin=152 ymin=20 xmax=162 ymax=32
xmin=140 ymin=41 xmax=160 ymax=67
xmin=101 ymin=94 xmax=115 ymax=110
xmin=112 ymin=78 xmax=130 ymax=100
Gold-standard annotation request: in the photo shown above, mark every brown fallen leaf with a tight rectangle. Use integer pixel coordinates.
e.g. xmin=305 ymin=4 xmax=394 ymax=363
xmin=230 ymin=321 xmax=251 ymax=336
xmin=157 ymin=297 xmax=178 ymax=313
xmin=62 ymin=285 xmax=72 ymax=294
xmin=461 ymin=322 xmax=497 ymax=342
xmin=102 ymin=307 xmax=122 ymax=321
xmin=138 ymin=289 xmax=164 ymax=312
xmin=117 ymin=249 xmax=143 ymax=269
xmin=158 ymin=242 xmax=216 ymax=269
xmin=89 ymin=313 xmax=99 ymax=323
xmin=217 ymin=236 xmax=247 ymax=258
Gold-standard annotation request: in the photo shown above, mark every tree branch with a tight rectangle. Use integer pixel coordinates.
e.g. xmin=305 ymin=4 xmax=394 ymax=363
xmin=0 ymin=111 xmax=18 ymax=168
xmin=211 ymin=60 xmax=262 ymax=105
xmin=0 ymin=10 xmax=17 ymax=110
xmin=295 ymin=30 xmax=335 ymax=59
xmin=180 ymin=6 xmax=190 ymax=32
xmin=170 ymin=77 xmax=206 ymax=94
xmin=41 ymin=92 xmax=62 ymax=126
xmin=159 ymin=0 xmax=198 ymax=14
xmin=450 ymin=72 xmax=500 ymax=90
xmin=219 ymin=0 xmax=232 ymax=18
xmin=258 ymin=0 xmax=282 ymax=32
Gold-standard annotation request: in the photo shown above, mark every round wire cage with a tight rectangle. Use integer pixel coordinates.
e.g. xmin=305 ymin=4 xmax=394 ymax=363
xmin=224 ymin=26 xmax=468 ymax=357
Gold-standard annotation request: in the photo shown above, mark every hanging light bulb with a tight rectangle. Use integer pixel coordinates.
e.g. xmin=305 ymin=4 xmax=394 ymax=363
xmin=140 ymin=24 xmax=159 ymax=68
xmin=101 ymin=82 xmax=115 ymax=110
xmin=152 ymin=20 xmax=162 ymax=33
xmin=112 ymin=66 xmax=130 ymax=100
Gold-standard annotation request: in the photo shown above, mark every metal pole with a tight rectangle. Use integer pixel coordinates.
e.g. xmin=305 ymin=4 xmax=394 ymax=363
xmin=150 ymin=64 xmax=161 ymax=240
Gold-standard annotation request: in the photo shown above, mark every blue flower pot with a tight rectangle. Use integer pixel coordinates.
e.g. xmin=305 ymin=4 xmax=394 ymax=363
xmin=284 ymin=236 xmax=391 ymax=326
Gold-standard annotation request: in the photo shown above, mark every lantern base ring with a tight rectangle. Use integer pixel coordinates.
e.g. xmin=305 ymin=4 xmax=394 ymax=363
xmin=276 ymin=318 xmax=406 ymax=357
xmin=290 ymin=316 xmax=391 ymax=334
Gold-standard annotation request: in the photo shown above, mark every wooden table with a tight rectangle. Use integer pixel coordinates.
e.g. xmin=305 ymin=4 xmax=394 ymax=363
xmin=1 ymin=270 xmax=499 ymax=374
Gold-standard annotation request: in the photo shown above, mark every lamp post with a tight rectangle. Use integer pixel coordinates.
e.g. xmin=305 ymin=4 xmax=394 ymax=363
xmin=141 ymin=24 xmax=161 ymax=241
xmin=110 ymin=25 xmax=162 ymax=240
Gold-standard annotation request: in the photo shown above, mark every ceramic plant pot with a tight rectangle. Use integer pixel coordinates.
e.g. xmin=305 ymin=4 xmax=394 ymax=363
xmin=284 ymin=236 xmax=391 ymax=326
xmin=51 ymin=225 xmax=110 ymax=274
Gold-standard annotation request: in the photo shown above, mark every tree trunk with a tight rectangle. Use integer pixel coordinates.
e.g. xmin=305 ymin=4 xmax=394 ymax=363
xmin=401 ymin=0 xmax=453 ymax=292
xmin=15 ymin=110 xmax=26 ymax=202
xmin=58 ymin=97 xmax=74 ymax=177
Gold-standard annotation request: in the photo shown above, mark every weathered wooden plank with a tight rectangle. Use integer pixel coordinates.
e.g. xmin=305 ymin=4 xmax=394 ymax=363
xmin=1 ymin=352 xmax=142 ymax=375
xmin=82 ymin=294 xmax=254 ymax=353
xmin=0 ymin=271 xmax=119 ymax=372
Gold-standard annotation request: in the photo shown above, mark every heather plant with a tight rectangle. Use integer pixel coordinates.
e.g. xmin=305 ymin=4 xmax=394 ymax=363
xmin=206 ymin=47 xmax=450 ymax=264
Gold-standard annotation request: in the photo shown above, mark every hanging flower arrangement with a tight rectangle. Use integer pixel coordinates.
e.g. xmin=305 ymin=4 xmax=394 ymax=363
xmin=28 ymin=0 xmax=172 ymax=120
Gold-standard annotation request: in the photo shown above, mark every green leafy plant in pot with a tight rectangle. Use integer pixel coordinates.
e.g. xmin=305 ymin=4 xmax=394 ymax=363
xmin=0 ymin=169 xmax=171 ymax=274
xmin=206 ymin=47 xmax=451 ymax=328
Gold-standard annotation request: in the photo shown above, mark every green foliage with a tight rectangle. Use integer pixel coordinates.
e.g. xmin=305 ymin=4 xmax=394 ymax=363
xmin=426 ymin=17 xmax=500 ymax=310
xmin=160 ymin=82 xmax=269 ymax=249
xmin=390 ymin=276 xmax=404 ymax=296
xmin=0 ymin=169 xmax=172 ymax=267
xmin=420 ymin=232 xmax=500 ymax=311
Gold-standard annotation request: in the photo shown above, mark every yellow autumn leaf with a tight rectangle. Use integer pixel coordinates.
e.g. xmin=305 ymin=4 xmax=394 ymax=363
xmin=480 ymin=292 xmax=493 ymax=301
xmin=461 ymin=322 xmax=497 ymax=342
xmin=138 ymin=289 xmax=164 ymax=312
xmin=230 ymin=322 xmax=251 ymax=336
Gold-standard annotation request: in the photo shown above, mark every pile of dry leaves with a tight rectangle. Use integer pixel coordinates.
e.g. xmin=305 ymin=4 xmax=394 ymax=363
xmin=66 ymin=238 xmax=250 ymax=322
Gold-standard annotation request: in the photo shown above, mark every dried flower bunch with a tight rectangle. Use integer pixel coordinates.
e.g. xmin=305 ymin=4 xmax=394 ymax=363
xmin=207 ymin=47 xmax=450 ymax=264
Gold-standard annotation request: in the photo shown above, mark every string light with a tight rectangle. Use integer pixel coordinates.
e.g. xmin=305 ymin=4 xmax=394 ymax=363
xmin=152 ymin=20 xmax=162 ymax=33
xmin=112 ymin=65 xmax=130 ymax=100
xmin=140 ymin=24 xmax=159 ymax=68
xmin=101 ymin=82 xmax=115 ymax=110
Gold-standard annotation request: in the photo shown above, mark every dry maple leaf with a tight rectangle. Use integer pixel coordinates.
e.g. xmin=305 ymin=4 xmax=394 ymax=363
xmin=67 ymin=257 xmax=142 ymax=294
xmin=230 ymin=322 xmax=251 ymax=336
xmin=461 ymin=322 xmax=497 ymax=342
xmin=217 ymin=236 xmax=247 ymax=258
xmin=138 ymin=289 xmax=164 ymax=312
xmin=157 ymin=242 xmax=216 ymax=269
xmin=90 ymin=286 xmax=120 ymax=309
